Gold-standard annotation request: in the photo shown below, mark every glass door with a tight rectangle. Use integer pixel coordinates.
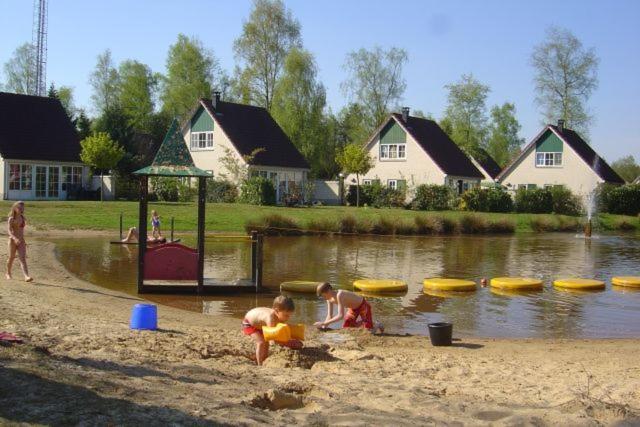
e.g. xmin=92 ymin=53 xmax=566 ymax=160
xmin=35 ymin=166 xmax=47 ymax=198
xmin=48 ymin=166 xmax=60 ymax=198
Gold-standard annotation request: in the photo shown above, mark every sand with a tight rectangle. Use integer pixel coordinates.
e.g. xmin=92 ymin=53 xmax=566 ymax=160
xmin=1 ymin=233 xmax=639 ymax=426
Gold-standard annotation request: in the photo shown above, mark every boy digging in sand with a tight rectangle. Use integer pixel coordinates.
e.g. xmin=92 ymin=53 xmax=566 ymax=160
xmin=314 ymin=282 xmax=383 ymax=333
xmin=242 ymin=296 xmax=302 ymax=365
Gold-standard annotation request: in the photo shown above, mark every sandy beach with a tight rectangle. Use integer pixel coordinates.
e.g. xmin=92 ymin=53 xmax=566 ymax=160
xmin=1 ymin=234 xmax=639 ymax=426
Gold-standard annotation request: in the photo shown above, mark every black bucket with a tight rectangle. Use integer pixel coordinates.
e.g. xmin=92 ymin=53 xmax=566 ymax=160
xmin=428 ymin=322 xmax=452 ymax=346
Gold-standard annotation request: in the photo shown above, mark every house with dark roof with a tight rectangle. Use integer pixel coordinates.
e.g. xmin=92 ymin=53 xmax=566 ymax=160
xmin=181 ymin=93 xmax=310 ymax=203
xmin=352 ymin=108 xmax=483 ymax=196
xmin=468 ymin=147 xmax=503 ymax=182
xmin=497 ymin=120 xmax=624 ymax=196
xmin=0 ymin=92 xmax=87 ymax=200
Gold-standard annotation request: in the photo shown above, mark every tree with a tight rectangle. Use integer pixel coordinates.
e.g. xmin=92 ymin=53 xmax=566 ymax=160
xmin=336 ymin=143 xmax=373 ymax=207
xmin=233 ymin=0 xmax=301 ymax=110
xmin=162 ymin=34 xmax=221 ymax=119
xmin=341 ymin=46 xmax=408 ymax=130
xmin=337 ymin=103 xmax=371 ymax=146
xmin=80 ymin=132 xmax=125 ymax=201
xmin=89 ymin=49 xmax=120 ymax=114
xmin=76 ymin=110 xmax=92 ymax=141
xmin=271 ymin=48 xmax=327 ymax=176
xmin=442 ymin=74 xmax=490 ymax=153
xmin=611 ymin=155 xmax=640 ymax=183
xmin=486 ymin=102 xmax=524 ymax=167
xmin=2 ymin=43 xmax=36 ymax=94
xmin=48 ymin=83 xmax=76 ymax=119
xmin=118 ymin=60 xmax=159 ymax=132
xmin=531 ymin=26 xmax=599 ymax=135
xmin=92 ymin=106 xmax=136 ymax=174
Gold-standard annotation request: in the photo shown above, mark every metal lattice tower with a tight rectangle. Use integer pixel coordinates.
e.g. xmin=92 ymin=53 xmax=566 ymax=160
xmin=31 ymin=0 xmax=48 ymax=96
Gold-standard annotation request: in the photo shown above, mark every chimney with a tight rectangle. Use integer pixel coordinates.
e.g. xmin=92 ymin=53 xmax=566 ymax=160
xmin=212 ymin=91 xmax=221 ymax=109
xmin=557 ymin=119 xmax=565 ymax=132
xmin=401 ymin=107 xmax=410 ymax=123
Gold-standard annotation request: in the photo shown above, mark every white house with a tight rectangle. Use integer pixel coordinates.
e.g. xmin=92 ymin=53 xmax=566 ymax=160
xmin=0 ymin=92 xmax=88 ymax=200
xmin=351 ymin=108 xmax=484 ymax=195
xmin=497 ymin=120 xmax=624 ymax=196
xmin=181 ymin=93 xmax=310 ymax=203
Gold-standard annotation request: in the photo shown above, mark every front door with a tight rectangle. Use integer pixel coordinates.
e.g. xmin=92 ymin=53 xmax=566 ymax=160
xmin=34 ymin=166 xmax=60 ymax=199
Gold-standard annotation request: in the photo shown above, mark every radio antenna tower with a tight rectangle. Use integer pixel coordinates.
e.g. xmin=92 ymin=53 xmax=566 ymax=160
xmin=32 ymin=0 xmax=48 ymax=96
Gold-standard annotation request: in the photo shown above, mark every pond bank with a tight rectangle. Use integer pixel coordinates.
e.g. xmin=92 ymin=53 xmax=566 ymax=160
xmin=1 ymin=231 xmax=639 ymax=425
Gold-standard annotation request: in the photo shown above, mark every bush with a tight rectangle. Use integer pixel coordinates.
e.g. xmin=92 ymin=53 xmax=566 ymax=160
xmin=339 ymin=215 xmax=357 ymax=234
xmin=515 ymin=188 xmax=553 ymax=213
xmin=370 ymin=217 xmax=396 ymax=235
xmin=151 ymin=177 xmax=180 ymax=202
xmin=206 ymin=179 xmax=238 ymax=203
xmin=460 ymin=187 xmax=513 ymax=212
xmin=550 ymin=186 xmax=582 ymax=216
xmin=487 ymin=218 xmax=516 ymax=233
xmin=114 ymin=175 xmax=139 ymax=201
xmin=597 ymin=184 xmax=640 ymax=216
xmin=414 ymin=216 xmax=442 ymax=234
xmin=306 ymin=217 xmax=339 ymax=234
xmin=346 ymin=182 xmax=405 ymax=208
xmin=459 ymin=214 xmax=488 ymax=233
xmin=411 ymin=185 xmax=453 ymax=211
xmin=239 ymin=177 xmax=276 ymax=206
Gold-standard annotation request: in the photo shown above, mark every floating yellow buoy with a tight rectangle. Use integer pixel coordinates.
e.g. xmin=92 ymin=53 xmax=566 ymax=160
xmin=423 ymin=278 xmax=476 ymax=292
xmin=353 ymin=279 xmax=408 ymax=293
xmin=280 ymin=281 xmax=322 ymax=293
xmin=424 ymin=289 xmax=474 ymax=298
xmin=553 ymin=278 xmax=605 ymax=291
xmin=612 ymin=276 xmax=640 ymax=288
xmin=490 ymin=287 xmax=539 ymax=297
xmin=490 ymin=277 xmax=543 ymax=290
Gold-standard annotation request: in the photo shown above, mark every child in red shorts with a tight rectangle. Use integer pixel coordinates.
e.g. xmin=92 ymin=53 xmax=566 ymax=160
xmin=314 ymin=282 xmax=383 ymax=333
xmin=242 ymin=295 xmax=301 ymax=365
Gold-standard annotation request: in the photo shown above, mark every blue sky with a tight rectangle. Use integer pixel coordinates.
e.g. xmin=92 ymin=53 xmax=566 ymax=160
xmin=1 ymin=0 xmax=639 ymax=162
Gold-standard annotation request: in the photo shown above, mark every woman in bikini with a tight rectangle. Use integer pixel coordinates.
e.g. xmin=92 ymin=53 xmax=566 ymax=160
xmin=121 ymin=210 xmax=166 ymax=243
xmin=6 ymin=201 xmax=32 ymax=282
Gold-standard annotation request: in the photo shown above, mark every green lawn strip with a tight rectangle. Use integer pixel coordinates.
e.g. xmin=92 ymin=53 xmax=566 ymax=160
xmin=0 ymin=201 xmax=636 ymax=233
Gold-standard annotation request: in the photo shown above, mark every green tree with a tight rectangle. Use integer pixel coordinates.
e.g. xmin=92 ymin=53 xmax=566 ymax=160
xmin=531 ymin=26 xmax=599 ymax=135
xmin=271 ymin=48 xmax=327 ymax=176
xmin=486 ymin=102 xmax=524 ymax=167
xmin=233 ymin=0 xmax=301 ymax=110
xmin=89 ymin=49 xmax=120 ymax=113
xmin=336 ymin=143 xmax=374 ymax=207
xmin=2 ymin=43 xmax=36 ymax=94
xmin=80 ymin=132 xmax=125 ymax=201
xmin=442 ymin=74 xmax=490 ymax=153
xmin=76 ymin=110 xmax=92 ymax=141
xmin=118 ymin=60 xmax=159 ymax=132
xmin=48 ymin=83 xmax=76 ymax=119
xmin=337 ymin=103 xmax=371 ymax=146
xmin=162 ymin=34 xmax=221 ymax=119
xmin=341 ymin=46 xmax=408 ymax=130
xmin=610 ymin=155 xmax=640 ymax=183
xmin=92 ymin=106 xmax=136 ymax=174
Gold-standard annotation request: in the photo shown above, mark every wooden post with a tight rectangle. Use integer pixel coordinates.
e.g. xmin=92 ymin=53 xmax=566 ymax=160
xmin=196 ymin=176 xmax=206 ymax=294
xmin=119 ymin=212 xmax=123 ymax=240
xmin=170 ymin=217 xmax=175 ymax=242
xmin=137 ymin=176 xmax=148 ymax=294
xmin=250 ymin=230 xmax=258 ymax=283
xmin=256 ymin=233 xmax=264 ymax=290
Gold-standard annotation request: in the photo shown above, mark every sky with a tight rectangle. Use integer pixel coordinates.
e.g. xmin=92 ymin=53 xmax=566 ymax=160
xmin=1 ymin=0 xmax=639 ymax=162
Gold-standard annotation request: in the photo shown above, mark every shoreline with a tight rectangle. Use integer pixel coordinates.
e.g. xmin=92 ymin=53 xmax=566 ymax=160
xmin=1 ymin=233 xmax=639 ymax=424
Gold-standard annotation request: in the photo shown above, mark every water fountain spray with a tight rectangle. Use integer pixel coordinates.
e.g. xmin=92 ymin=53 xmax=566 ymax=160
xmin=584 ymin=190 xmax=595 ymax=238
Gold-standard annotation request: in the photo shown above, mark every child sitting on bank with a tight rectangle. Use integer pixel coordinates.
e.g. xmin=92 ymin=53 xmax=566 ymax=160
xmin=242 ymin=295 xmax=302 ymax=365
xmin=314 ymin=282 xmax=384 ymax=334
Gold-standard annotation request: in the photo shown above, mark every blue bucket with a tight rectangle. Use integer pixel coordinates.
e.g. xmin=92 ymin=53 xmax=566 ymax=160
xmin=130 ymin=304 xmax=158 ymax=330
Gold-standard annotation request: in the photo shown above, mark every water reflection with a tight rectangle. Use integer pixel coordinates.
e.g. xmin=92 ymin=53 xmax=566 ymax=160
xmin=52 ymin=233 xmax=640 ymax=338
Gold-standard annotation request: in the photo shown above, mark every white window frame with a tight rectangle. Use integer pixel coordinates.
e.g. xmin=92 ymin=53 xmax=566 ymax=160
xmin=536 ymin=152 xmax=562 ymax=167
xmin=362 ymin=179 xmax=372 ymax=186
xmin=379 ymin=143 xmax=406 ymax=160
xmin=517 ymin=184 xmax=527 ymax=190
xmin=190 ymin=131 xmax=214 ymax=150
xmin=387 ymin=179 xmax=398 ymax=190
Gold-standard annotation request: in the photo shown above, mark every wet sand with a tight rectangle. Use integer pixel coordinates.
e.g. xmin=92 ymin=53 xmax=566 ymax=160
xmin=1 ymin=233 xmax=639 ymax=425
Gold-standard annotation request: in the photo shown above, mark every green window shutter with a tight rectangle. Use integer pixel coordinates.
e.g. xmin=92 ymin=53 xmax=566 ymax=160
xmin=397 ymin=179 xmax=407 ymax=191
xmin=536 ymin=131 xmax=563 ymax=152
xmin=190 ymin=107 xmax=215 ymax=132
xmin=380 ymin=121 xmax=406 ymax=145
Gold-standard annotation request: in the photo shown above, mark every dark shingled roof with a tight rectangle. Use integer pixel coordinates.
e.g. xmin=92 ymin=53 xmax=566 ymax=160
xmin=390 ymin=113 xmax=484 ymax=178
xmin=472 ymin=147 xmax=502 ymax=179
xmin=0 ymin=92 xmax=81 ymax=162
xmin=200 ymin=99 xmax=310 ymax=169
xmin=548 ymin=125 xmax=624 ymax=184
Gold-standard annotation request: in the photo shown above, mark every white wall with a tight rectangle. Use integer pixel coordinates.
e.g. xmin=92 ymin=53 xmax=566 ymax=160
xmin=2 ymin=159 xmax=88 ymax=201
xmin=313 ymin=180 xmax=340 ymax=204
xmin=91 ymin=175 xmax=115 ymax=200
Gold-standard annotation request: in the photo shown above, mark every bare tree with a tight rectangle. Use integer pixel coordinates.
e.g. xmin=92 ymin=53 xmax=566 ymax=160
xmin=2 ymin=43 xmax=37 ymax=94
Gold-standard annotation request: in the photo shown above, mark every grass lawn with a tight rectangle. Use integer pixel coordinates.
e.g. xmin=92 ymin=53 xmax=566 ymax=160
xmin=1 ymin=200 xmax=637 ymax=234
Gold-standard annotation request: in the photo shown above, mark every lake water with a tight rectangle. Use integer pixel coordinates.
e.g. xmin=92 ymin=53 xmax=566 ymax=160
xmin=52 ymin=233 xmax=640 ymax=338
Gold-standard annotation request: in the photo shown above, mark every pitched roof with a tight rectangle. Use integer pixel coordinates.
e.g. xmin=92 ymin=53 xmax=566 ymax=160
xmin=389 ymin=113 xmax=484 ymax=178
xmin=200 ymin=99 xmax=310 ymax=169
xmin=0 ymin=92 xmax=81 ymax=162
xmin=471 ymin=147 xmax=502 ymax=179
xmin=496 ymin=124 xmax=625 ymax=184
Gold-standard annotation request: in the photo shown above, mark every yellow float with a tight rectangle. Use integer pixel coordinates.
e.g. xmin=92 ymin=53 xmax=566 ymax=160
xmin=280 ymin=281 xmax=322 ymax=293
xmin=490 ymin=287 xmax=539 ymax=297
xmin=612 ymin=276 xmax=640 ymax=288
xmin=262 ymin=323 xmax=305 ymax=342
xmin=490 ymin=277 xmax=543 ymax=290
xmin=353 ymin=279 xmax=408 ymax=293
xmin=423 ymin=278 xmax=476 ymax=292
xmin=424 ymin=289 xmax=474 ymax=298
xmin=553 ymin=278 xmax=605 ymax=291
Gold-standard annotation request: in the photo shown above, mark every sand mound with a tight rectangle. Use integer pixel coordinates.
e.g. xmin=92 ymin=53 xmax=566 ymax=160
xmin=263 ymin=344 xmax=338 ymax=369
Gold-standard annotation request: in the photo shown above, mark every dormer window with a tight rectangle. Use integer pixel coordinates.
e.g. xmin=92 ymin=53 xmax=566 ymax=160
xmin=380 ymin=143 xmax=406 ymax=160
xmin=190 ymin=131 xmax=213 ymax=150
xmin=535 ymin=152 xmax=562 ymax=167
